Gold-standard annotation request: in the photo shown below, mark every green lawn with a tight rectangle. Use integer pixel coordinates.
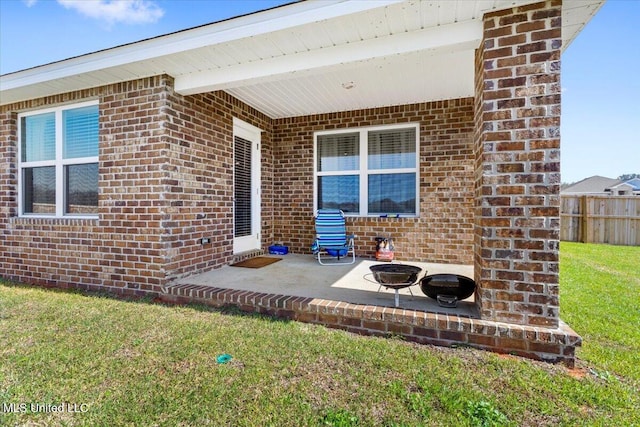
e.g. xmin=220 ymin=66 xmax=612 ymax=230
xmin=1 ymin=242 xmax=638 ymax=426
xmin=559 ymin=242 xmax=640 ymax=382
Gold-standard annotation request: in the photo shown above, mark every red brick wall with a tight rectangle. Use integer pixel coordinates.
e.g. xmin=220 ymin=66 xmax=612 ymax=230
xmin=0 ymin=77 xmax=171 ymax=293
xmin=0 ymin=76 xmax=273 ymax=292
xmin=160 ymin=88 xmax=274 ymax=279
xmin=474 ymin=0 xmax=562 ymax=327
xmin=273 ymin=99 xmax=476 ymax=265
xmin=99 ymin=77 xmax=175 ymax=292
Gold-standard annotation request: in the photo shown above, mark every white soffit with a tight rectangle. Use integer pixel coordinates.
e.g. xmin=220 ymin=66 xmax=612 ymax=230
xmin=0 ymin=0 xmax=605 ymax=117
xmin=225 ymin=49 xmax=474 ymax=118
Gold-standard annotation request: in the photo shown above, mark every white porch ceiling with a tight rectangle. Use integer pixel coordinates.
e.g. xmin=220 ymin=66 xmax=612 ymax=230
xmin=0 ymin=0 xmax=605 ymax=118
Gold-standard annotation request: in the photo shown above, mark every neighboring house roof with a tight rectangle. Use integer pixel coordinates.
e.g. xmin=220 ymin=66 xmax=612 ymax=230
xmin=607 ymin=178 xmax=640 ymax=192
xmin=0 ymin=0 xmax=604 ymax=118
xmin=561 ymin=175 xmax=621 ymax=194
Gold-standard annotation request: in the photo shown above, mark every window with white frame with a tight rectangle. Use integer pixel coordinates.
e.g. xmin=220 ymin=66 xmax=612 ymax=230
xmin=314 ymin=124 xmax=419 ymax=216
xmin=18 ymin=101 xmax=99 ymax=217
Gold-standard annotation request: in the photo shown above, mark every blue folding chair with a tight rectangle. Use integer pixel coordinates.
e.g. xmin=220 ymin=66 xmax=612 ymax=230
xmin=313 ymin=209 xmax=356 ymax=265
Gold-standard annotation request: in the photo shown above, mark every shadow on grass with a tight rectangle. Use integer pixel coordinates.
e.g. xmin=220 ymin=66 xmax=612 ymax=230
xmin=0 ymin=279 xmax=291 ymax=324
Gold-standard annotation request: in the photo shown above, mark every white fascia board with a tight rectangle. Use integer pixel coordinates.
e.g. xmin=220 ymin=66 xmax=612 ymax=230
xmin=0 ymin=0 xmax=402 ymax=93
xmin=561 ymin=0 xmax=605 ymax=52
xmin=175 ymin=19 xmax=483 ymax=95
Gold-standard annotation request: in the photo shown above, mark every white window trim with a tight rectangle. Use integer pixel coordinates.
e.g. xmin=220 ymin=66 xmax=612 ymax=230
xmin=17 ymin=100 xmax=99 ymax=219
xmin=314 ymin=122 xmax=420 ymax=217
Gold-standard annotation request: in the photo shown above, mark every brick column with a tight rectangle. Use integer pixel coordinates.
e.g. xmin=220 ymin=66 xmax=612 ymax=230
xmin=0 ymin=112 xmax=17 ymax=219
xmin=474 ymin=1 xmax=562 ymax=327
xmin=0 ymin=112 xmax=17 ymax=280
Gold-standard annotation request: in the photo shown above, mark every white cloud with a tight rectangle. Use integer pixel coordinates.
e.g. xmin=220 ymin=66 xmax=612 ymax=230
xmin=23 ymin=0 xmax=38 ymax=6
xmin=56 ymin=0 xmax=164 ymax=25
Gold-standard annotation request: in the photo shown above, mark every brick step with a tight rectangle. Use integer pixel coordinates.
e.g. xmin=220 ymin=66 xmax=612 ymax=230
xmin=159 ymin=283 xmax=581 ymax=367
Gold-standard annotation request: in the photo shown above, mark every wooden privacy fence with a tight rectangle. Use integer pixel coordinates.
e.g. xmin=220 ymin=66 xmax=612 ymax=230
xmin=560 ymin=195 xmax=640 ymax=246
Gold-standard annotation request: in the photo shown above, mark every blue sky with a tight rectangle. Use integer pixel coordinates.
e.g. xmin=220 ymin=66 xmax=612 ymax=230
xmin=1 ymin=0 xmax=638 ymax=183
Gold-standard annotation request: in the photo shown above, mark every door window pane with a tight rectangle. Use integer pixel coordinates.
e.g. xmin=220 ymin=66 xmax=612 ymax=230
xmin=21 ymin=113 xmax=55 ymax=162
xmin=63 ymin=105 xmax=99 ymax=159
xmin=317 ymin=133 xmax=359 ymax=171
xmin=318 ymin=175 xmax=359 ymax=213
xmin=65 ymin=163 xmax=98 ymax=215
xmin=368 ymin=173 xmax=416 ymax=215
xmin=23 ymin=167 xmax=56 ymax=214
xmin=234 ymin=136 xmax=252 ymax=238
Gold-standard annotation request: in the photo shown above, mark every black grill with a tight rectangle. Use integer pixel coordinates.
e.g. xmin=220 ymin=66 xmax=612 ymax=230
xmin=419 ymin=274 xmax=476 ymax=301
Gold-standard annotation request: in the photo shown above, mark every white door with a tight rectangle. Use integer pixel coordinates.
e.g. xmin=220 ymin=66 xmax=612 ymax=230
xmin=233 ymin=118 xmax=261 ymax=254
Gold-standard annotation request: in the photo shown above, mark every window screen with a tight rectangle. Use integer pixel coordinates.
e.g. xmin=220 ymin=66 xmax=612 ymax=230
xmin=23 ymin=167 xmax=56 ymax=214
xmin=65 ymin=163 xmax=99 ymax=214
xmin=318 ymin=175 xmax=360 ymax=213
xmin=317 ymin=132 xmax=359 ymax=172
xmin=21 ymin=113 xmax=55 ymax=162
xmin=63 ymin=105 xmax=99 ymax=159
xmin=368 ymin=128 xmax=416 ymax=169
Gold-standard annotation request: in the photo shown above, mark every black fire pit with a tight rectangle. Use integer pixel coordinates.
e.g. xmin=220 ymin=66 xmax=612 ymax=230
xmin=419 ymin=274 xmax=476 ymax=307
xmin=369 ymin=264 xmax=423 ymax=307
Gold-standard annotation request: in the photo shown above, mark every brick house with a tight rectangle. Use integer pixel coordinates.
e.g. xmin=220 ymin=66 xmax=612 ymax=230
xmin=0 ymin=0 xmax=604 ymax=365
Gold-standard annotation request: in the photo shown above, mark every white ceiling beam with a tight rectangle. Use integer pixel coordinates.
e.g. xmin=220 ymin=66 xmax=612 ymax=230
xmin=174 ymin=19 xmax=482 ymax=96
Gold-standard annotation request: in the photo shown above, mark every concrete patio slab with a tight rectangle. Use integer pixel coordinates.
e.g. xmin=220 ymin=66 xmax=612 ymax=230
xmin=169 ymin=254 xmax=478 ymax=317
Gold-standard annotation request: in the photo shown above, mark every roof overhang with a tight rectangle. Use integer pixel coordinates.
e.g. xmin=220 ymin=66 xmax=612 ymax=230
xmin=0 ymin=0 xmax=605 ymax=118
